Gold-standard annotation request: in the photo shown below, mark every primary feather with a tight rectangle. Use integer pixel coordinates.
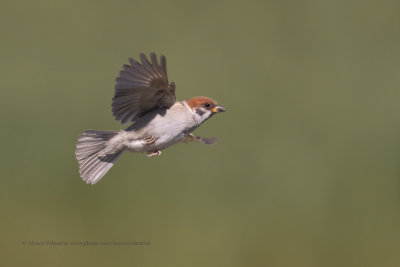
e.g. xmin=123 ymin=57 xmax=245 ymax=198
xmin=112 ymin=53 xmax=176 ymax=124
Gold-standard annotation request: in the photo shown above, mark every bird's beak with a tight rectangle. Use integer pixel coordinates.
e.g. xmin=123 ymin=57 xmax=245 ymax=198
xmin=212 ymin=106 xmax=226 ymax=113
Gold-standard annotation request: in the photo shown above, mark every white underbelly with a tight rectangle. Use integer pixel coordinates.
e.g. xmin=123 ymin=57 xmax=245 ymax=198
xmin=124 ymin=123 xmax=188 ymax=153
xmin=154 ymin=131 xmax=186 ymax=150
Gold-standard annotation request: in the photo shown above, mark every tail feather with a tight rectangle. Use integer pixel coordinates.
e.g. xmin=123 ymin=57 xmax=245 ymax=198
xmin=75 ymin=130 xmax=123 ymax=184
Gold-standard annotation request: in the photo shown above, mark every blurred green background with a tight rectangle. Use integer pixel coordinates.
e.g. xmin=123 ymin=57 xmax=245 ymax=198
xmin=1 ymin=0 xmax=400 ymax=266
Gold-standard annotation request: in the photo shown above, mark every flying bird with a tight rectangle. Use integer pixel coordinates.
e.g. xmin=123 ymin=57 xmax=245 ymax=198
xmin=75 ymin=53 xmax=225 ymax=184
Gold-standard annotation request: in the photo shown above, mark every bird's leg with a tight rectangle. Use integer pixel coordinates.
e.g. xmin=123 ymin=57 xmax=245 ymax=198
xmin=143 ymin=135 xmax=156 ymax=146
xmin=142 ymin=136 xmax=161 ymax=157
xmin=182 ymin=133 xmax=219 ymax=145
xmin=182 ymin=133 xmax=196 ymax=143
xmin=146 ymin=150 xmax=162 ymax=157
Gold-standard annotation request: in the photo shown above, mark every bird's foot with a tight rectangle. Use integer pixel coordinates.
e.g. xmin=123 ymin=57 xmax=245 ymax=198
xmin=181 ymin=133 xmax=219 ymax=145
xmin=143 ymin=135 xmax=156 ymax=146
xmin=146 ymin=150 xmax=162 ymax=157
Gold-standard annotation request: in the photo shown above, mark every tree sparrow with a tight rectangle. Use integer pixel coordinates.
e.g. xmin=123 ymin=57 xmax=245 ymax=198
xmin=75 ymin=53 xmax=225 ymax=184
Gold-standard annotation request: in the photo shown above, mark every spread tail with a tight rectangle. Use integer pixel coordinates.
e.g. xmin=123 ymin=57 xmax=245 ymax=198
xmin=75 ymin=130 xmax=123 ymax=184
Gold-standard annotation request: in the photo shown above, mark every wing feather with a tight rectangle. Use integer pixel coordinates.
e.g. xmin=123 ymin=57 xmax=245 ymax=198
xmin=160 ymin=55 xmax=167 ymax=77
xmin=112 ymin=53 xmax=176 ymax=124
xmin=150 ymin=52 xmax=165 ymax=80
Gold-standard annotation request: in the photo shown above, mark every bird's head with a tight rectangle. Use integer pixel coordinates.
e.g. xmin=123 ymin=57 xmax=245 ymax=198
xmin=185 ymin=96 xmax=226 ymax=125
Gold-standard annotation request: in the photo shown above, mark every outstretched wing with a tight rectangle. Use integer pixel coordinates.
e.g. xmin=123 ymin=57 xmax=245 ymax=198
xmin=112 ymin=53 xmax=176 ymax=124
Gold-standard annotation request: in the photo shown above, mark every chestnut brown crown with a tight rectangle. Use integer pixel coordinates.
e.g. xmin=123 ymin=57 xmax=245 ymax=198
xmin=185 ymin=96 xmax=225 ymax=113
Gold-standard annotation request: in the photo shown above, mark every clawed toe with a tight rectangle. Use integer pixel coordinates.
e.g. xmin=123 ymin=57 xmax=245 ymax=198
xmin=146 ymin=150 xmax=161 ymax=157
xmin=144 ymin=135 xmax=156 ymax=146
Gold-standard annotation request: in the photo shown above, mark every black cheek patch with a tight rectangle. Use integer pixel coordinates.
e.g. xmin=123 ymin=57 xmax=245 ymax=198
xmin=195 ymin=108 xmax=205 ymax=116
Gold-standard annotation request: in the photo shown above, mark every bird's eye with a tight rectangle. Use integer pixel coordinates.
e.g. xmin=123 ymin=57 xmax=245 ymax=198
xmin=204 ymin=103 xmax=211 ymax=109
